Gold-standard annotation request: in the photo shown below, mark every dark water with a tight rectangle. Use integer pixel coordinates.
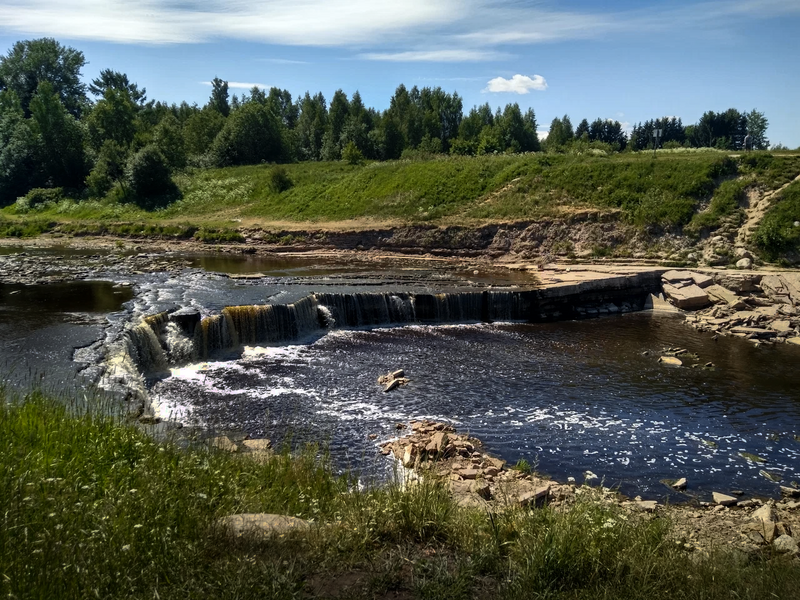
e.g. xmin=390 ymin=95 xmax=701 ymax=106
xmin=151 ymin=313 xmax=800 ymax=500
xmin=0 ymin=281 xmax=133 ymax=389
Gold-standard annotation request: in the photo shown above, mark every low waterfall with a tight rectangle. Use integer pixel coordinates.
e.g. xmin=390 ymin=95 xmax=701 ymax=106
xmin=122 ymin=279 xmax=653 ymax=371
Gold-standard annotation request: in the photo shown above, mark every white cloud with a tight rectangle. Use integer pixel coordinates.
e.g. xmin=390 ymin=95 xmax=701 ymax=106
xmin=359 ymin=49 xmax=508 ymax=62
xmin=201 ymin=81 xmax=268 ymax=90
xmin=0 ymin=0 xmax=796 ymax=49
xmin=484 ymin=74 xmax=547 ymax=94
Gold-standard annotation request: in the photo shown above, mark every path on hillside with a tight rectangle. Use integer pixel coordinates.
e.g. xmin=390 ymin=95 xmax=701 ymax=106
xmin=736 ymin=172 xmax=800 ymax=248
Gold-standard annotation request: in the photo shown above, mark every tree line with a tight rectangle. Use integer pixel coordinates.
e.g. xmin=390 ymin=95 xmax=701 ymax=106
xmin=0 ymin=38 xmax=775 ymax=206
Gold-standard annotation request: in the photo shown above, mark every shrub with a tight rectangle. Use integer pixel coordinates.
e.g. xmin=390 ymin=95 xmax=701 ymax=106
xmin=267 ymin=165 xmax=293 ymax=193
xmin=125 ymin=145 xmax=174 ymax=199
xmin=14 ymin=187 xmax=63 ymax=212
xmin=210 ymin=103 xmax=282 ymax=167
xmin=341 ymin=141 xmax=364 ymax=165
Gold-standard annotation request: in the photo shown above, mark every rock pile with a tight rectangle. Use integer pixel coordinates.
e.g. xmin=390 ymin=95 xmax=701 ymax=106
xmin=378 ymin=369 xmax=410 ymax=393
xmin=660 ymin=270 xmax=800 ymax=345
xmin=381 ymin=420 xmax=586 ymax=509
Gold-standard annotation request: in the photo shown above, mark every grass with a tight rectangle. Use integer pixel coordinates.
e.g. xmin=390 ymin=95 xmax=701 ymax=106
xmin=753 ymin=180 xmax=800 ymax=260
xmin=2 ymin=389 xmax=799 ymax=599
xmin=2 ymin=151 xmax=800 ymax=256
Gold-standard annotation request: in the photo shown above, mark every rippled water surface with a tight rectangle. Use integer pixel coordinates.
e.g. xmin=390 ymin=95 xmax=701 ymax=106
xmin=151 ymin=313 xmax=800 ymax=499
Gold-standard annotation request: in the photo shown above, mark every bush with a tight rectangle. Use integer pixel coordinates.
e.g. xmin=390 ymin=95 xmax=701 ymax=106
xmin=125 ymin=145 xmax=174 ymax=199
xmin=341 ymin=141 xmax=364 ymax=165
xmin=14 ymin=187 xmax=63 ymax=212
xmin=267 ymin=165 xmax=293 ymax=193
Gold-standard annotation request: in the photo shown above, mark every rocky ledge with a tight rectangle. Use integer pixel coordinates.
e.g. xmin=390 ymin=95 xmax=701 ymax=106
xmin=378 ymin=420 xmax=800 ymax=558
xmin=657 ymin=270 xmax=800 ymax=346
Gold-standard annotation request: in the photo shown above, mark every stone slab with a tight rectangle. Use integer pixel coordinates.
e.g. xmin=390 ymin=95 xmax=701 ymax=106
xmin=662 ymin=284 xmax=711 ymax=310
xmin=705 ymin=284 xmax=740 ymax=306
xmin=219 ymin=514 xmax=310 ymax=538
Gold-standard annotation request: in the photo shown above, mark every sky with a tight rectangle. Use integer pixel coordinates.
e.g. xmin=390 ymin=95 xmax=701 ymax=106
xmin=1 ymin=0 xmax=798 ymax=147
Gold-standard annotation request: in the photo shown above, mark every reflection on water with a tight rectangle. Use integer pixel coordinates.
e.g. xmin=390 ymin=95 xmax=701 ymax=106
xmin=151 ymin=314 xmax=800 ymax=499
xmin=0 ymin=281 xmax=133 ymax=388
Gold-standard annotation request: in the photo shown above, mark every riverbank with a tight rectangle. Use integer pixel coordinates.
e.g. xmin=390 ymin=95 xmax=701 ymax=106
xmin=2 ymin=392 xmax=798 ymax=600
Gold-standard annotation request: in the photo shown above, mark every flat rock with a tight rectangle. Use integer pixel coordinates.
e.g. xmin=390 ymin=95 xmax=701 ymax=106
xmin=518 ymin=485 xmax=551 ymax=507
xmin=662 ymin=284 xmax=711 ymax=310
xmin=636 ymin=500 xmax=658 ymax=512
xmin=714 ymin=273 xmax=761 ymax=293
xmin=460 ymin=468 xmax=479 ymax=480
xmin=242 ymin=438 xmax=272 ymax=452
xmin=713 ymin=492 xmax=738 ymax=506
xmin=643 ymin=293 xmax=681 ymax=313
xmin=705 ymin=284 xmax=740 ymax=306
xmin=729 ymin=326 xmax=776 ymax=338
xmin=210 ymin=436 xmax=238 ymax=453
xmin=672 ymin=478 xmax=687 ymax=490
xmin=770 ymin=320 xmax=793 ymax=333
xmin=218 ymin=514 xmax=310 ymax=538
xmin=751 ymin=505 xmax=776 ymax=523
xmin=787 ymin=337 xmax=800 ymax=346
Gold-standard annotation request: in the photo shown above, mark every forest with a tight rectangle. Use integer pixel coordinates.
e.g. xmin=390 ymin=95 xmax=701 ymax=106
xmin=0 ymin=38 xmax=775 ymax=207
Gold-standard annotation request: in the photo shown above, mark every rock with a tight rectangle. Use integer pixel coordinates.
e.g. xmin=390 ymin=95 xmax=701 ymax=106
xmin=712 ymin=492 xmax=738 ymax=506
xmin=658 ymin=356 xmax=683 ymax=366
xmin=787 ymin=338 xmax=800 ymax=346
xmin=705 ymin=284 xmax=741 ymax=306
xmin=451 ymin=479 xmax=491 ymax=500
xmin=384 ymin=378 xmax=402 ymax=392
xmin=402 ymin=444 xmax=417 ymax=468
xmin=218 ymin=514 xmax=310 ymax=538
xmin=518 ymin=485 xmax=551 ymax=508
xmin=672 ymin=478 xmax=687 ymax=490
xmin=736 ymin=258 xmax=752 ymax=269
xmin=426 ymin=431 xmax=448 ymax=454
xmin=210 ymin=436 xmax=238 ymax=453
xmin=584 ymin=471 xmax=598 ymax=481
xmin=751 ymin=505 xmax=776 ymax=523
xmin=729 ymin=326 xmax=776 ymax=338
xmin=460 ymin=468 xmax=479 ymax=480
xmin=643 ymin=293 xmax=682 ymax=313
xmin=391 ymin=369 xmax=405 ymax=379
xmin=242 ymin=438 xmax=272 ymax=452
xmin=662 ymin=284 xmax=711 ymax=310
xmin=636 ymin=500 xmax=658 ymax=512
xmin=770 ymin=320 xmax=793 ymax=333
xmin=780 ymin=486 xmax=800 ymax=498
xmin=662 ymin=271 xmax=712 ymax=288
xmin=485 ymin=456 xmax=506 ymax=470
xmin=773 ymin=535 xmax=799 ymax=555
xmin=714 ymin=273 xmax=761 ymax=293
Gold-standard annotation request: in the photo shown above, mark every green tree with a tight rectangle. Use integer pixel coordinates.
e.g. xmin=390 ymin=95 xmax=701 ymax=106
xmin=153 ymin=114 xmax=187 ymax=169
xmin=0 ymin=38 xmax=87 ymax=117
xmin=745 ymin=109 xmax=769 ymax=150
xmin=86 ymin=87 xmax=137 ymax=150
xmin=88 ymin=69 xmax=146 ymax=106
xmin=296 ymin=92 xmax=327 ymax=161
xmin=210 ymin=102 xmax=282 ymax=166
xmin=85 ymin=140 xmax=129 ymax=197
xmin=125 ymin=144 xmax=173 ymax=200
xmin=28 ymin=81 xmax=86 ymax=188
xmin=208 ymin=77 xmax=230 ymax=117
xmin=0 ymin=91 xmax=40 ymax=205
xmin=183 ymin=108 xmax=225 ymax=156
xmin=575 ymin=118 xmax=590 ymax=141
xmin=342 ymin=141 xmax=364 ymax=165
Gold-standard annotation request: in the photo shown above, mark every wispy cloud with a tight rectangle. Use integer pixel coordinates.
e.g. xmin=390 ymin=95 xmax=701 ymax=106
xmin=359 ymin=49 xmax=508 ymax=62
xmin=484 ymin=74 xmax=547 ymax=94
xmin=201 ymin=81 xmax=268 ymax=90
xmin=0 ymin=0 xmax=796 ymax=52
xmin=258 ymin=58 xmax=309 ymax=65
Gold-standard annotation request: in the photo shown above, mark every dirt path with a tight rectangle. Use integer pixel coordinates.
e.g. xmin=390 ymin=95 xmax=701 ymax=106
xmin=736 ymin=173 xmax=800 ymax=247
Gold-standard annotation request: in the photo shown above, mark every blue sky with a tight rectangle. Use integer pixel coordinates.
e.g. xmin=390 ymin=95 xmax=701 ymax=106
xmin=1 ymin=0 xmax=798 ymax=146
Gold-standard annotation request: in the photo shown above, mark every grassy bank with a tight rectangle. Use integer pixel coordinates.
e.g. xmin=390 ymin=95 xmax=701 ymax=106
xmin=2 ymin=390 xmax=799 ymax=599
xmin=3 ymin=151 xmax=799 ymax=237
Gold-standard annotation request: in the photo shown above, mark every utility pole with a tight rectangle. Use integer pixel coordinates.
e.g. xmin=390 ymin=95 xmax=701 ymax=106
xmin=652 ymin=128 xmax=662 ymax=157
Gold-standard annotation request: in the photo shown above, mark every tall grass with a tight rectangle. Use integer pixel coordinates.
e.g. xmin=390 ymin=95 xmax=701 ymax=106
xmin=2 ymin=389 xmax=799 ymax=598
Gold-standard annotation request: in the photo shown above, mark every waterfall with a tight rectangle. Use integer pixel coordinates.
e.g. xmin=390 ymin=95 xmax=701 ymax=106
xmin=121 ymin=281 xmax=650 ymax=371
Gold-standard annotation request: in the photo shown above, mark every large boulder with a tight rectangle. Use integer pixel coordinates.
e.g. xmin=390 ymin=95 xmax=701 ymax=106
xmin=662 ymin=284 xmax=711 ymax=310
xmin=218 ymin=514 xmax=310 ymax=538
